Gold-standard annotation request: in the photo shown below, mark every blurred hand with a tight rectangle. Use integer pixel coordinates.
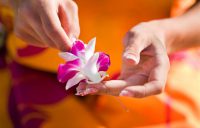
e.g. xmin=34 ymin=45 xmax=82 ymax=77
xmin=14 ymin=0 xmax=80 ymax=51
xmin=77 ymin=21 xmax=170 ymax=98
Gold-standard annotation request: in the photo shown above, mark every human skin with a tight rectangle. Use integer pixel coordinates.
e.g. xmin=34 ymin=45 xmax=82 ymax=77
xmin=77 ymin=2 xmax=200 ymax=98
xmin=2 ymin=0 xmax=80 ymax=51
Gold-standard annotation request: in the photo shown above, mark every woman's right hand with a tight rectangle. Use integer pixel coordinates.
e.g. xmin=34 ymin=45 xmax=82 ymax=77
xmin=14 ymin=0 xmax=80 ymax=51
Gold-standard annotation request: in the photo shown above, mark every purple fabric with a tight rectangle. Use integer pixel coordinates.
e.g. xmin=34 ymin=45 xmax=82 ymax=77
xmin=8 ymin=61 xmax=76 ymax=128
xmin=8 ymin=88 xmax=22 ymax=128
xmin=0 ymin=44 xmax=7 ymax=68
xmin=17 ymin=46 xmax=46 ymax=57
xmin=9 ymin=61 xmax=74 ymax=104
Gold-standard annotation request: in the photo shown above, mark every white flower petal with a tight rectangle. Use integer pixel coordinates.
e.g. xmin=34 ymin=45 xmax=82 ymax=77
xmin=83 ymin=52 xmax=101 ymax=83
xmin=85 ymin=37 xmax=96 ymax=61
xmin=59 ymin=52 xmax=78 ymax=61
xmin=65 ymin=72 xmax=86 ymax=90
xmin=86 ymin=71 xmax=108 ymax=84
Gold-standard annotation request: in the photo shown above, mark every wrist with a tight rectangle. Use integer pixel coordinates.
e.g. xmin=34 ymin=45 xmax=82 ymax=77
xmin=152 ymin=19 xmax=182 ymax=53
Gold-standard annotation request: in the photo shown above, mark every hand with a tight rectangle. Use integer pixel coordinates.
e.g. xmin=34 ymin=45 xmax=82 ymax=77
xmin=14 ymin=0 xmax=80 ymax=51
xmin=77 ymin=21 xmax=170 ymax=98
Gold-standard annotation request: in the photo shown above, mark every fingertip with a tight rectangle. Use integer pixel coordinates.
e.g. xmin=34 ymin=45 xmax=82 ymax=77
xmin=76 ymin=82 xmax=86 ymax=91
xmin=123 ymin=52 xmax=139 ymax=65
xmin=119 ymin=90 xmax=133 ymax=97
xmin=58 ymin=39 xmax=73 ymax=52
xmin=69 ymin=35 xmax=77 ymax=43
xmin=85 ymin=88 xmax=98 ymax=95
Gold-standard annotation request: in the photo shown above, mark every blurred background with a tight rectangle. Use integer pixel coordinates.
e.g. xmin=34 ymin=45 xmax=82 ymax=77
xmin=0 ymin=0 xmax=200 ymax=127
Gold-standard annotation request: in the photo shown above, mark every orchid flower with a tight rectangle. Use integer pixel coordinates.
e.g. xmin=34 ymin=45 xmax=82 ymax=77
xmin=58 ymin=37 xmax=110 ymax=90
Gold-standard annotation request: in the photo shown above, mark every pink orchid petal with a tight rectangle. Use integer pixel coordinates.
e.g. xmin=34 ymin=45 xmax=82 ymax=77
xmin=57 ymin=59 xmax=80 ymax=83
xmin=58 ymin=37 xmax=111 ymax=91
xmin=71 ymin=40 xmax=85 ymax=56
xmin=97 ymin=52 xmax=110 ymax=71
xmin=66 ymin=72 xmax=86 ymax=90
xmin=85 ymin=37 xmax=96 ymax=61
xmin=59 ymin=52 xmax=78 ymax=61
xmin=83 ymin=52 xmax=101 ymax=83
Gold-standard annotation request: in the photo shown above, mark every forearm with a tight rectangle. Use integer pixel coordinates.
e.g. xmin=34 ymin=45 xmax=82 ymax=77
xmin=162 ymin=2 xmax=200 ymax=53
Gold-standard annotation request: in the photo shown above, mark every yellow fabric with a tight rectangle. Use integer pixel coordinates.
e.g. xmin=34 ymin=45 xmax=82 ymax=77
xmin=0 ymin=68 xmax=13 ymax=128
xmin=18 ymin=96 xmax=103 ymax=128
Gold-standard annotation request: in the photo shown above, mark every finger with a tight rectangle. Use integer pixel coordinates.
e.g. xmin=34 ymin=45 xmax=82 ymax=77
xmin=77 ymin=80 xmax=128 ymax=96
xmin=119 ymin=81 xmax=163 ymax=98
xmin=14 ymin=28 xmax=47 ymax=48
xmin=119 ymin=85 xmax=147 ymax=98
xmin=146 ymin=54 xmax=170 ymax=94
xmin=76 ymin=82 xmax=87 ymax=96
xmin=16 ymin=5 xmax=57 ymax=48
xmin=120 ymin=55 xmax=170 ymax=98
xmin=25 ymin=12 xmax=58 ymax=48
xmin=40 ymin=7 xmax=72 ymax=51
xmin=123 ymin=31 xmax=145 ymax=65
xmin=59 ymin=2 xmax=80 ymax=39
xmin=81 ymin=73 xmax=148 ymax=96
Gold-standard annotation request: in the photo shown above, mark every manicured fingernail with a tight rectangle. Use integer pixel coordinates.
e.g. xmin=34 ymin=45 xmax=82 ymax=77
xmin=119 ymin=90 xmax=133 ymax=97
xmin=70 ymin=36 xmax=76 ymax=42
xmin=75 ymin=91 xmax=83 ymax=96
xmin=85 ymin=88 xmax=98 ymax=94
xmin=123 ymin=53 xmax=137 ymax=64
xmin=75 ymin=92 xmax=81 ymax=96
xmin=75 ymin=89 xmax=85 ymax=96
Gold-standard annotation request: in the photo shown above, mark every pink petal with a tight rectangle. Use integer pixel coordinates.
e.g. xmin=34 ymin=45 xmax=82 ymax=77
xmin=71 ymin=40 xmax=85 ymax=56
xmin=57 ymin=59 xmax=80 ymax=83
xmin=97 ymin=52 xmax=110 ymax=71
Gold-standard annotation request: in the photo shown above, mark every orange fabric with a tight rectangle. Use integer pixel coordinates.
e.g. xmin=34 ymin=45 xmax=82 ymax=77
xmin=0 ymin=68 xmax=13 ymax=128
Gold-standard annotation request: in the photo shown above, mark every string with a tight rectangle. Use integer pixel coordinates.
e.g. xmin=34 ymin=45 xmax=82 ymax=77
xmin=114 ymin=96 xmax=130 ymax=113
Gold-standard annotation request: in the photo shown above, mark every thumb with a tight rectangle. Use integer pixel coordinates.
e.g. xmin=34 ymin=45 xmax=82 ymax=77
xmin=59 ymin=2 xmax=80 ymax=40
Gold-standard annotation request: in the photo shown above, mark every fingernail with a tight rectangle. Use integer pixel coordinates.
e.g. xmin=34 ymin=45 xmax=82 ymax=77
xmin=119 ymin=90 xmax=133 ymax=97
xmin=123 ymin=53 xmax=138 ymax=64
xmin=70 ymin=36 xmax=77 ymax=42
xmin=75 ymin=92 xmax=81 ymax=96
xmin=85 ymin=88 xmax=98 ymax=95
xmin=75 ymin=89 xmax=86 ymax=96
xmin=75 ymin=90 xmax=83 ymax=96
